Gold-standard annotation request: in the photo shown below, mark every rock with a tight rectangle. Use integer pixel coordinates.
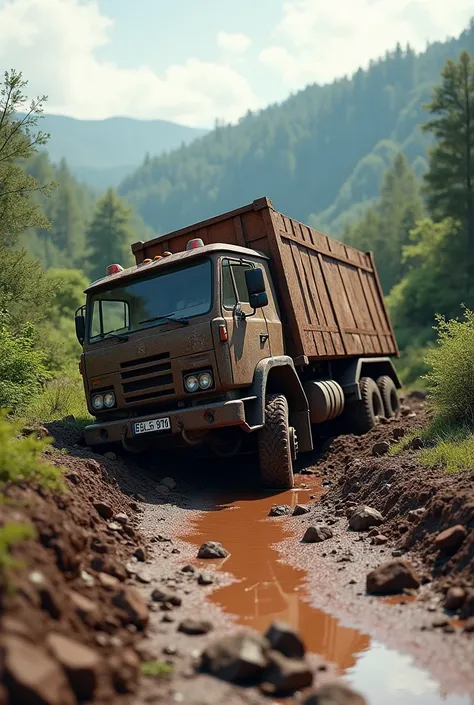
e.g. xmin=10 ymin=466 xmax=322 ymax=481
xmin=1 ymin=617 xmax=32 ymax=641
xmin=460 ymin=589 xmax=474 ymax=619
xmin=407 ymin=508 xmax=425 ymax=522
xmin=302 ymin=525 xmax=333 ymax=543
xmin=372 ymin=534 xmax=389 ymax=546
xmin=268 ymin=505 xmax=292 ymax=517
xmin=197 ymin=541 xmax=230 ymax=559
xmin=366 ymin=560 xmax=420 ymax=595
xmin=65 ymin=471 xmax=80 ymax=485
xmin=372 ymin=441 xmax=390 ymax=457
xmin=264 ymin=621 xmax=305 ymax=659
xmin=200 ymin=632 xmax=269 ymax=683
xmin=463 ymin=617 xmax=474 ymax=633
xmin=98 ymin=572 xmax=119 ymax=589
xmin=112 ymin=588 xmax=149 ymax=629
xmin=293 ymin=504 xmax=310 ymax=516
xmin=93 ymin=501 xmax=114 ymax=519
xmin=444 ymin=587 xmax=466 ymax=611
xmin=135 ymin=570 xmax=152 ymax=584
xmin=133 ymin=546 xmax=147 ymax=562
xmin=408 ymin=436 xmax=424 ymax=450
xmin=151 ymin=587 xmax=182 ymax=606
xmin=198 ymin=573 xmax=214 ymax=585
xmin=303 ymin=682 xmax=367 ymax=704
xmin=261 ymin=650 xmax=313 ymax=695
xmin=157 ymin=485 xmax=171 ymax=495
xmin=160 ymin=476 xmax=177 ymax=490
xmin=181 ymin=564 xmax=196 ymax=573
xmin=107 ymin=521 xmax=123 ymax=532
xmin=114 ymin=512 xmax=129 ymax=525
xmin=104 ymin=451 xmax=116 ymax=460
xmin=435 ymin=525 xmax=467 ymax=553
xmin=392 ymin=427 xmax=406 ymax=441
xmin=29 ymin=573 xmax=61 ymax=619
xmin=69 ymin=590 xmax=100 ymax=626
xmin=349 ymin=506 xmax=384 ymax=531
xmin=432 ymin=617 xmax=449 ymax=628
xmin=178 ymin=619 xmax=213 ymax=635
xmin=2 ymin=635 xmax=75 ymax=705
xmin=46 ymin=633 xmax=100 ymax=700
xmin=109 ymin=648 xmax=140 ymax=694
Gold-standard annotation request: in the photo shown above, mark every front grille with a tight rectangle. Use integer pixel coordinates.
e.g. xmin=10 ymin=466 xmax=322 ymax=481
xmin=120 ymin=352 xmax=174 ymax=404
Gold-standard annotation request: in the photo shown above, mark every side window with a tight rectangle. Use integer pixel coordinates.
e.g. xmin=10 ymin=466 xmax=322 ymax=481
xmin=91 ymin=300 xmax=129 ymax=339
xmin=221 ymin=259 xmax=253 ymax=309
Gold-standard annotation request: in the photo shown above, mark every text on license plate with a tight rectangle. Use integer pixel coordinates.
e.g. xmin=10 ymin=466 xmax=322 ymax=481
xmin=133 ymin=417 xmax=171 ymax=435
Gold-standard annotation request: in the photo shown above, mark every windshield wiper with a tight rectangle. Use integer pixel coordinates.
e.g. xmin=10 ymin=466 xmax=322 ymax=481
xmin=138 ymin=313 xmax=189 ymax=327
xmin=101 ymin=332 xmax=129 ymax=342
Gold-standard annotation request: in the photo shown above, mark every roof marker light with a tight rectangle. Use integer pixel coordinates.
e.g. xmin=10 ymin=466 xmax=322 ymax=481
xmin=143 ymin=258 xmax=152 ymax=264
xmin=154 ymin=255 xmax=162 ymax=261
xmin=106 ymin=263 xmax=124 ymax=276
xmin=186 ymin=238 xmax=205 ymax=250
xmin=163 ymin=251 xmax=172 ymax=257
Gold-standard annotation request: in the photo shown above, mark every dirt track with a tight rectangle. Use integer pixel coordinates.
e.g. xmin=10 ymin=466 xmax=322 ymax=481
xmin=1 ymin=393 xmax=474 ymax=704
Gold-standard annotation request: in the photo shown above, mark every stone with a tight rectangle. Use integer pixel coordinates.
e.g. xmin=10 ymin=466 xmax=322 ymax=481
xmin=93 ymin=501 xmax=114 ymax=519
xmin=463 ymin=617 xmax=474 ymax=633
xmin=69 ymin=590 xmax=100 ymax=626
xmin=303 ymin=682 xmax=367 ymax=704
xmin=302 ymin=525 xmax=333 ymax=543
xmin=392 ymin=427 xmax=406 ymax=441
xmin=432 ymin=617 xmax=449 ymax=628
xmin=2 ymin=635 xmax=75 ymax=705
xmin=112 ymin=588 xmax=149 ymax=630
xmin=109 ymin=649 xmax=140 ymax=694
xmin=197 ymin=541 xmax=230 ymax=559
xmin=460 ymin=589 xmax=474 ymax=619
xmin=181 ymin=564 xmax=196 ymax=573
xmin=98 ymin=572 xmax=119 ymax=589
xmin=46 ymin=633 xmax=100 ymax=700
xmin=198 ymin=573 xmax=214 ymax=585
xmin=107 ymin=521 xmax=123 ymax=532
xmin=132 ymin=546 xmax=147 ymax=562
xmin=268 ymin=505 xmax=292 ymax=517
xmin=157 ymin=485 xmax=171 ymax=495
xmin=66 ymin=471 xmax=80 ymax=485
xmin=201 ymin=632 xmax=269 ymax=683
xmin=114 ymin=512 xmax=129 ymax=525
xmin=293 ymin=504 xmax=310 ymax=516
xmin=151 ymin=587 xmax=182 ymax=606
xmin=372 ymin=441 xmax=390 ymax=457
xmin=349 ymin=506 xmax=384 ymax=531
xmin=407 ymin=508 xmax=425 ymax=522
xmin=178 ymin=619 xmax=213 ymax=635
xmin=372 ymin=534 xmax=389 ymax=546
xmin=135 ymin=570 xmax=153 ymax=584
xmin=160 ymin=476 xmax=177 ymax=490
xmin=435 ymin=525 xmax=467 ymax=553
xmin=444 ymin=587 xmax=466 ymax=611
xmin=366 ymin=560 xmax=420 ymax=595
xmin=264 ymin=621 xmax=305 ymax=659
xmin=408 ymin=436 xmax=424 ymax=450
xmin=261 ymin=650 xmax=313 ymax=695
xmin=104 ymin=451 xmax=116 ymax=460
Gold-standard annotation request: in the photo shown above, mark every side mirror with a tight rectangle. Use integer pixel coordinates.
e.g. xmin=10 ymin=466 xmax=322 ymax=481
xmin=245 ymin=268 xmax=268 ymax=310
xmin=249 ymin=291 xmax=268 ymax=309
xmin=75 ymin=314 xmax=85 ymax=345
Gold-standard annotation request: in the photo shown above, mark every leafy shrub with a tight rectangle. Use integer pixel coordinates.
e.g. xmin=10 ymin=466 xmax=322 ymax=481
xmin=0 ymin=410 xmax=63 ymax=489
xmin=23 ymin=370 xmax=91 ymax=426
xmin=0 ymin=522 xmax=36 ymax=576
xmin=0 ymin=314 xmax=49 ymax=412
xmin=423 ymin=307 xmax=474 ymax=424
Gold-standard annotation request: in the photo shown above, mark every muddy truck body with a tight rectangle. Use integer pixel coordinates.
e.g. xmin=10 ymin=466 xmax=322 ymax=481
xmin=75 ymin=197 xmax=400 ymax=488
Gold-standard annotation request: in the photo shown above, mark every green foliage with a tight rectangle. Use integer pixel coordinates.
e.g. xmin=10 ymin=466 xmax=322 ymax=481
xmin=23 ymin=371 xmax=91 ymax=427
xmin=86 ymin=188 xmax=134 ymax=280
xmin=422 ymin=51 xmax=474 ymax=249
xmin=0 ymin=522 xmax=36 ymax=576
xmin=423 ymin=307 xmax=474 ymax=424
xmin=0 ymin=314 xmax=49 ymax=412
xmin=141 ymin=661 xmax=174 ymax=678
xmin=0 ymin=410 xmax=63 ymax=489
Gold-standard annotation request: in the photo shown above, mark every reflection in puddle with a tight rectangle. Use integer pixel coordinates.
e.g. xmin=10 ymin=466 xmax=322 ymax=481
xmin=181 ymin=478 xmax=470 ymax=704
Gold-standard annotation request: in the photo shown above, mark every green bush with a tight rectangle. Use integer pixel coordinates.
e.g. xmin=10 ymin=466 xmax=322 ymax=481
xmin=0 ymin=410 xmax=63 ymax=489
xmin=423 ymin=307 xmax=474 ymax=424
xmin=23 ymin=369 xmax=91 ymax=426
xmin=0 ymin=522 xmax=36 ymax=576
xmin=0 ymin=314 xmax=49 ymax=412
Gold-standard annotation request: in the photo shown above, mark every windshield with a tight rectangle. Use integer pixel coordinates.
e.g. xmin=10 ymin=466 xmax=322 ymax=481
xmin=88 ymin=258 xmax=212 ymax=342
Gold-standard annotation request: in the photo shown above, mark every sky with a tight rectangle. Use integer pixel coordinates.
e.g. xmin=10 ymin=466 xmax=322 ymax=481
xmin=0 ymin=0 xmax=473 ymax=128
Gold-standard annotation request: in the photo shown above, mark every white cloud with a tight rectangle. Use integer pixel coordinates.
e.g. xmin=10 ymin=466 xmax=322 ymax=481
xmin=260 ymin=0 xmax=474 ymax=86
xmin=217 ymin=31 xmax=252 ymax=54
xmin=0 ymin=0 xmax=259 ymax=126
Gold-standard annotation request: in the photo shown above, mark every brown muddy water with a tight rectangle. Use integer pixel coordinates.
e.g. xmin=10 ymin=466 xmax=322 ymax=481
xmin=181 ymin=476 xmax=471 ymax=705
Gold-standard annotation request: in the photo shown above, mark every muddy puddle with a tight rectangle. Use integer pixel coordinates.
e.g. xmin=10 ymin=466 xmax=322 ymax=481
xmin=180 ymin=474 xmax=472 ymax=704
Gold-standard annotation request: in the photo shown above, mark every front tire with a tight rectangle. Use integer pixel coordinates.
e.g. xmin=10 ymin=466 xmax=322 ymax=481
xmin=345 ymin=377 xmax=384 ymax=435
xmin=258 ymin=394 xmax=295 ymax=489
xmin=376 ymin=375 xmax=400 ymax=418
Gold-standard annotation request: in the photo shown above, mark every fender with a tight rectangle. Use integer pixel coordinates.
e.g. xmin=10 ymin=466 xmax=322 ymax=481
xmin=335 ymin=357 xmax=402 ymax=401
xmin=245 ymin=356 xmax=313 ymax=453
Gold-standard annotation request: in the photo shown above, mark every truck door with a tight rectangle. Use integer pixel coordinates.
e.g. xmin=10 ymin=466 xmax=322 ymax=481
xmin=221 ymin=258 xmax=271 ymax=386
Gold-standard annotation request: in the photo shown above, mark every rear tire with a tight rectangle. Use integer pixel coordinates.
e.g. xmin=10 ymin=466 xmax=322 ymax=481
xmin=345 ymin=377 xmax=384 ymax=435
xmin=258 ymin=394 xmax=295 ymax=489
xmin=376 ymin=375 xmax=400 ymax=418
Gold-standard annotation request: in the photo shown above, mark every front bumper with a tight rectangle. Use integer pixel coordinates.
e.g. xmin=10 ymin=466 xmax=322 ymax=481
xmin=84 ymin=398 xmax=252 ymax=446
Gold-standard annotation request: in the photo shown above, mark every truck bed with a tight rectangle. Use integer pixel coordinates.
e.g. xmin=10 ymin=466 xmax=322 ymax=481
xmin=131 ymin=198 xmax=399 ymax=362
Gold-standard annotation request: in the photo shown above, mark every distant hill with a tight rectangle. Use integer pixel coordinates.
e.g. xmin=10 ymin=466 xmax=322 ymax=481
xmin=116 ymin=20 xmax=474 ymax=237
xmin=32 ymin=114 xmax=208 ymax=189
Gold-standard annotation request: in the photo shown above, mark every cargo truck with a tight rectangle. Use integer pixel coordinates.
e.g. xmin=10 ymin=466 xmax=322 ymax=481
xmin=75 ymin=197 xmax=401 ymax=489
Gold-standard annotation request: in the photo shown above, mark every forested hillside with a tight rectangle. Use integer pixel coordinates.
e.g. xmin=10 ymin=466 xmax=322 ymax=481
xmin=118 ymin=20 xmax=474 ymax=237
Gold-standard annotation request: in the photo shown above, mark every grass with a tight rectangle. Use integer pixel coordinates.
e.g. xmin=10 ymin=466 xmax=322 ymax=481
xmin=0 ymin=521 xmax=36 ymax=576
xmin=141 ymin=661 xmax=174 ymax=678
xmin=21 ymin=371 xmax=92 ymax=429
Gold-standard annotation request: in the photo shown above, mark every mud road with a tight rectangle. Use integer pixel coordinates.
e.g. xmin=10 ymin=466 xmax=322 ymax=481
xmin=2 ymin=392 xmax=474 ymax=705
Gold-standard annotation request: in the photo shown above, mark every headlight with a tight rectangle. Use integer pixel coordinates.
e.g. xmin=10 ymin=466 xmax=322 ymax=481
xmin=103 ymin=391 xmax=116 ymax=408
xmin=92 ymin=394 xmax=104 ymax=410
xmin=198 ymin=372 xmax=213 ymax=390
xmin=185 ymin=375 xmax=199 ymax=393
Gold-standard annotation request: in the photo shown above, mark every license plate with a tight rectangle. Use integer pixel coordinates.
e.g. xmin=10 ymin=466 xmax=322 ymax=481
xmin=133 ymin=417 xmax=171 ymax=435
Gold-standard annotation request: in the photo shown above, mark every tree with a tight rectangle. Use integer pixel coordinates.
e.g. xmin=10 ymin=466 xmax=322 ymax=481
xmin=86 ymin=189 xmax=134 ymax=280
xmin=422 ymin=51 xmax=474 ymax=266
